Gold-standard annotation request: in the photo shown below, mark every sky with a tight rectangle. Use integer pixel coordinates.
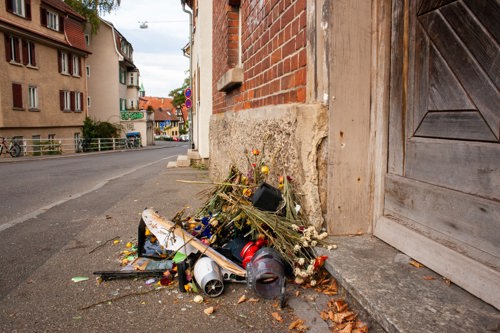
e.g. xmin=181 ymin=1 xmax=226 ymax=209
xmin=101 ymin=0 xmax=190 ymax=98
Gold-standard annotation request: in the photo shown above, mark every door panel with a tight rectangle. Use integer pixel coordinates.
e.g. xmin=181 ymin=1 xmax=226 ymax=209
xmin=379 ymin=0 xmax=500 ymax=309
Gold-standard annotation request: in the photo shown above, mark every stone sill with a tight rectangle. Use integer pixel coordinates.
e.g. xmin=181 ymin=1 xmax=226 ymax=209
xmin=315 ymin=236 xmax=500 ymax=333
xmin=217 ymin=67 xmax=243 ymax=92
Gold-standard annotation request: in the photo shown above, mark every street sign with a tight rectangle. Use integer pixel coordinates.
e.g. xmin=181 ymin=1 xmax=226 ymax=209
xmin=184 ymin=87 xmax=192 ymax=109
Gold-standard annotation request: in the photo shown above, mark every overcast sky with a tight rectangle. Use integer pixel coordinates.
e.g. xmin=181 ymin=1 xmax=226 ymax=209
xmin=101 ymin=0 xmax=190 ymax=98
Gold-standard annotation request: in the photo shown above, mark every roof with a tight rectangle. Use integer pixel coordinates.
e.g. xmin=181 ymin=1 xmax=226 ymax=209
xmin=139 ymin=97 xmax=179 ymax=122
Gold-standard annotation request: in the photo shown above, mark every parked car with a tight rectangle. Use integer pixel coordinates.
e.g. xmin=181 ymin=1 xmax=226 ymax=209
xmin=179 ymin=134 xmax=189 ymax=142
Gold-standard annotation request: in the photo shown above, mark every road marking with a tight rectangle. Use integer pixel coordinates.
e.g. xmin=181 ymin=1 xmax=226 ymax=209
xmin=0 ymin=155 xmax=178 ymax=233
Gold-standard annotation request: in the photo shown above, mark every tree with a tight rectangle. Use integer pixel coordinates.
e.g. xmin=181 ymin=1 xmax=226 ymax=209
xmin=64 ymin=0 xmax=121 ymax=34
xmin=168 ymin=72 xmax=190 ymax=108
xmin=82 ymin=117 xmax=122 ymax=138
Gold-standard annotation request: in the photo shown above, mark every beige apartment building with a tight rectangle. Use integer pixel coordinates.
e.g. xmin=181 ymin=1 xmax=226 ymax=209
xmin=0 ymin=0 xmax=88 ymax=148
xmin=86 ymin=19 xmax=153 ymax=146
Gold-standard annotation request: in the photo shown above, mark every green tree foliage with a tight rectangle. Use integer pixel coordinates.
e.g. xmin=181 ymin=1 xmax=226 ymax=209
xmin=168 ymin=73 xmax=190 ymax=108
xmin=64 ymin=0 xmax=121 ymax=34
xmin=82 ymin=117 xmax=122 ymax=138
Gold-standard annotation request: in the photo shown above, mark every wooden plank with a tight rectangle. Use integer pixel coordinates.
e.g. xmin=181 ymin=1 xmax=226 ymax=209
xmin=415 ymin=111 xmax=497 ymax=141
xmin=142 ymin=209 xmax=247 ymax=277
xmin=405 ymin=138 xmax=500 ymax=200
xmin=418 ymin=10 xmax=500 ymax=139
xmin=464 ymin=0 xmax=500 ymax=42
xmin=427 ymin=45 xmax=476 ymax=111
xmin=417 ymin=0 xmax=456 ymax=15
xmin=412 ymin=23 xmax=430 ymax=131
xmin=374 ymin=216 xmax=500 ymax=310
xmin=327 ymin=0 xmax=372 ymax=234
xmin=384 ymin=174 xmax=500 ymax=266
xmin=441 ymin=1 xmax=500 ymax=88
xmin=387 ymin=0 xmax=406 ymax=175
xmin=370 ymin=0 xmax=392 ymax=226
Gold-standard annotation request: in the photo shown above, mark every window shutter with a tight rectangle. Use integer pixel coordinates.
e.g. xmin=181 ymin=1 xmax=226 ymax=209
xmin=13 ymin=37 xmax=20 ymax=63
xmin=80 ymin=92 xmax=84 ymax=110
xmin=12 ymin=83 xmax=22 ymax=108
xmin=70 ymin=91 xmax=75 ymax=111
xmin=59 ymin=16 xmax=64 ymax=33
xmin=57 ymin=50 xmax=62 ymax=73
xmin=25 ymin=0 xmax=31 ymax=20
xmin=6 ymin=0 xmax=13 ymax=13
xmin=68 ymin=54 xmax=73 ymax=75
xmin=40 ymin=8 xmax=47 ymax=26
xmin=22 ymin=40 xmax=28 ymax=65
xmin=59 ymin=90 xmax=64 ymax=110
xmin=31 ymin=42 xmax=36 ymax=66
xmin=4 ymin=33 xmax=11 ymax=62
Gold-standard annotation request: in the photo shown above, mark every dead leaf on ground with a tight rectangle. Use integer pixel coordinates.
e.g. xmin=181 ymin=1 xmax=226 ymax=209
xmin=248 ymin=297 xmax=260 ymax=302
xmin=272 ymin=312 xmax=283 ymax=322
xmin=289 ymin=319 xmax=304 ymax=330
xmin=320 ymin=310 xmax=329 ymax=321
xmin=443 ymin=277 xmax=451 ymax=286
xmin=423 ymin=275 xmax=436 ymax=281
xmin=409 ymin=260 xmax=424 ymax=268
xmin=353 ymin=321 xmax=369 ymax=333
xmin=237 ymin=295 xmax=247 ymax=304
xmin=338 ymin=322 xmax=353 ymax=333
xmin=204 ymin=306 xmax=214 ymax=315
xmin=335 ymin=299 xmax=349 ymax=313
xmin=333 ymin=311 xmax=356 ymax=324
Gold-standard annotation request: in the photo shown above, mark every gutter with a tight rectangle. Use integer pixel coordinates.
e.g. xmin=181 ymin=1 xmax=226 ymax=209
xmin=180 ymin=0 xmax=194 ymax=149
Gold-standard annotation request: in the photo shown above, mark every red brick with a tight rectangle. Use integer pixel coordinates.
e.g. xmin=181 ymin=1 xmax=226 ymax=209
xmin=297 ymin=87 xmax=306 ymax=103
xmin=294 ymin=67 xmax=306 ymax=86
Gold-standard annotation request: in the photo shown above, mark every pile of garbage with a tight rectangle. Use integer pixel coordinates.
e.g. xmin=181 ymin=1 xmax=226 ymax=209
xmin=95 ymin=148 xmax=332 ymax=306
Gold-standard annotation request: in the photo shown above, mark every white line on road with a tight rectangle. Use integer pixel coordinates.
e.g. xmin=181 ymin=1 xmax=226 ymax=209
xmin=0 ymin=155 xmax=178 ymax=233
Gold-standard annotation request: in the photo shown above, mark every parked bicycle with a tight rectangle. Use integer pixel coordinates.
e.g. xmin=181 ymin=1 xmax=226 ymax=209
xmin=76 ymin=138 xmax=91 ymax=152
xmin=0 ymin=137 xmax=22 ymax=157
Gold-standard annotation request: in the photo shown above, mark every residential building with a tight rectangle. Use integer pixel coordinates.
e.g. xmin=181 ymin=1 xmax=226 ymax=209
xmin=139 ymin=96 xmax=181 ymax=138
xmin=184 ymin=0 xmax=500 ymax=310
xmin=85 ymin=19 xmax=153 ymax=146
xmin=182 ymin=0 xmax=212 ymax=161
xmin=0 ymin=0 xmax=89 ymax=149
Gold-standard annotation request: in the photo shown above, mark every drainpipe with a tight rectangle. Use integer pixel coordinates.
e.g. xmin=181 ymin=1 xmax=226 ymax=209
xmin=181 ymin=0 xmax=194 ymax=150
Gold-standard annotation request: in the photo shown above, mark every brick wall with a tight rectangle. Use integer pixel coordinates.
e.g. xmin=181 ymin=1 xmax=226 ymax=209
xmin=213 ymin=0 xmax=307 ymax=114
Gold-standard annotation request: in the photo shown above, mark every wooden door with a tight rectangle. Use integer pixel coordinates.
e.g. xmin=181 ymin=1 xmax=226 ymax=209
xmin=376 ymin=0 xmax=500 ymax=309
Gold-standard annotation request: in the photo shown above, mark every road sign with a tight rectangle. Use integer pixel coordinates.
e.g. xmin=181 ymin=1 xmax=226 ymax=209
xmin=184 ymin=87 xmax=192 ymax=109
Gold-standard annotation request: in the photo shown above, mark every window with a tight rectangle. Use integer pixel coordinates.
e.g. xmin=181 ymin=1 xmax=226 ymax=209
xmin=72 ymin=55 xmax=80 ymax=76
xmin=129 ymin=73 xmax=134 ymax=85
xmin=60 ymin=90 xmax=71 ymax=111
xmin=5 ymin=34 xmax=21 ymax=63
xmin=23 ymin=40 xmax=36 ymax=66
xmin=12 ymin=83 xmax=23 ymax=109
xmin=130 ymin=100 xmax=134 ymax=108
xmin=74 ymin=91 xmax=82 ymax=111
xmin=84 ymin=34 xmax=90 ymax=46
xmin=28 ymin=86 xmax=38 ymax=110
xmin=86 ymin=65 xmax=90 ymax=77
xmin=7 ymin=0 xmax=31 ymax=19
xmin=120 ymin=98 xmax=126 ymax=111
xmin=119 ymin=67 xmax=126 ymax=84
xmin=46 ymin=10 xmax=59 ymax=31
xmin=58 ymin=50 xmax=69 ymax=74
xmin=87 ymin=96 xmax=91 ymax=108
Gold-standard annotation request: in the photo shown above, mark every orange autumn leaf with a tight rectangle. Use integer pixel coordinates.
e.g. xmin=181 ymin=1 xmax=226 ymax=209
xmin=339 ymin=322 xmax=353 ymax=333
xmin=409 ymin=260 xmax=424 ymax=268
xmin=271 ymin=312 xmax=283 ymax=322
xmin=288 ymin=319 xmax=304 ymax=330
xmin=423 ymin=275 xmax=436 ymax=281
xmin=335 ymin=299 xmax=348 ymax=313
xmin=333 ymin=311 xmax=355 ymax=324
